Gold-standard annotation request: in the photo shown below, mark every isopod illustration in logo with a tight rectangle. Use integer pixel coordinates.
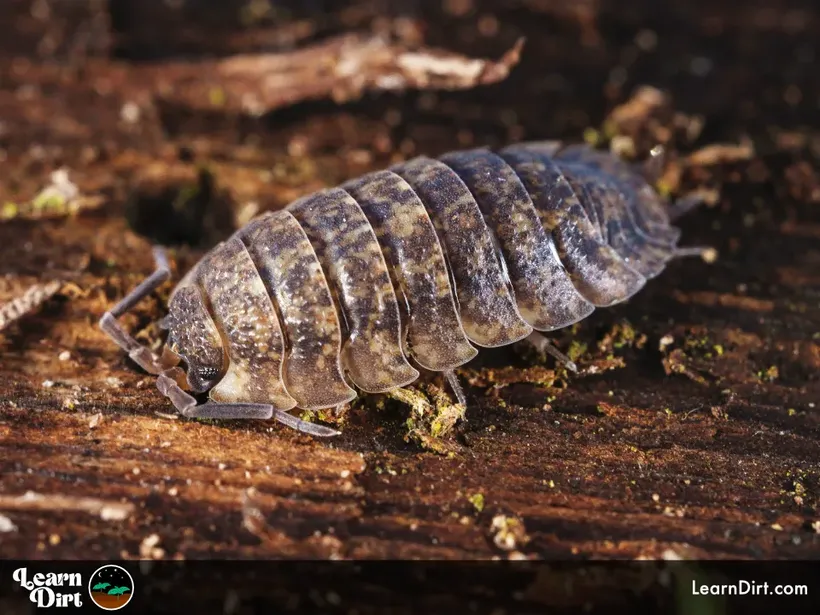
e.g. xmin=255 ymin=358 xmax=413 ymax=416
xmin=88 ymin=565 xmax=134 ymax=610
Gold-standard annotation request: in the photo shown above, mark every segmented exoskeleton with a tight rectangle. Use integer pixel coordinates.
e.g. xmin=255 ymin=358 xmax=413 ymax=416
xmin=100 ymin=142 xmax=707 ymax=437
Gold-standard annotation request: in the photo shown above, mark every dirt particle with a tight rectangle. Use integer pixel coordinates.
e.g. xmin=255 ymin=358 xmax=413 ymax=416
xmin=0 ymin=515 xmax=18 ymax=533
xmin=635 ymin=29 xmax=658 ymax=52
xmin=139 ymin=533 xmax=165 ymax=559
xmin=490 ymin=515 xmax=529 ymax=551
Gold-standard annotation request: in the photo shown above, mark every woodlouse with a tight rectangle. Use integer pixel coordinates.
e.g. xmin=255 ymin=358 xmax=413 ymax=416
xmin=100 ymin=141 xmax=708 ymax=437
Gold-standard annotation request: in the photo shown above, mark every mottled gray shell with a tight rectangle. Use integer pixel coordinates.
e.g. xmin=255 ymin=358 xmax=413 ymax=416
xmin=163 ymin=142 xmax=681 ymax=412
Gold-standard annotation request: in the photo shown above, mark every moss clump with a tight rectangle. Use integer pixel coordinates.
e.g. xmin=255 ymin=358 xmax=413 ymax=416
xmin=389 ymin=384 xmax=465 ymax=455
xmin=468 ymin=492 xmax=485 ymax=513
xmin=599 ymin=320 xmax=647 ymax=352
xmin=756 ymin=365 xmax=779 ymax=383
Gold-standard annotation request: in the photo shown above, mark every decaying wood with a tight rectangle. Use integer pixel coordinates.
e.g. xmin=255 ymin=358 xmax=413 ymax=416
xmin=0 ymin=280 xmax=62 ymax=332
xmin=152 ymin=34 xmax=525 ymax=116
xmin=0 ymin=1 xmax=818 ymax=591
xmin=0 ymin=491 xmax=134 ymax=520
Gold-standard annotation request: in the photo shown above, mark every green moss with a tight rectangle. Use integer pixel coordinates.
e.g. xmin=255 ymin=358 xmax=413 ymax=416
xmin=656 ymin=179 xmax=675 ymax=199
xmin=208 ymin=87 xmax=227 ymax=107
xmin=1 ymin=201 xmax=19 ymax=220
xmin=32 ymin=192 xmax=68 ymax=213
xmin=756 ymin=365 xmax=779 ymax=382
xmin=468 ymin=493 xmax=485 ymax=513
xmin=599 ymin=320 xmax=647 ymax=352
xmin=567 ymin=341 xmax=588 ymax=362
xmin=601 ymin=118 xmax=619 ymax=140
xmin=390 ymin=385 xmax=465 ymax=454
xmin=583 ymin=127 xmax=602 ymax=146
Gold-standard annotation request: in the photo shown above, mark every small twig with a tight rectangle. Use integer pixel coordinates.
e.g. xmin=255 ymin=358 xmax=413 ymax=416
xmin=155 ymin=34 xmax=525 ymax=116
xmin=0 ymin=491 xmax=134 ymax=520
xmin=0 ymin=280 xmax=63 ymax=332
xmin=685 ymin=142 xmax=755 ymax=167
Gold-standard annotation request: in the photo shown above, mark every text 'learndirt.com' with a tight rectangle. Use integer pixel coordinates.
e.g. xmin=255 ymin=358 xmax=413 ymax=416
xmin=691 ymin=579 xmax=809 ymax=598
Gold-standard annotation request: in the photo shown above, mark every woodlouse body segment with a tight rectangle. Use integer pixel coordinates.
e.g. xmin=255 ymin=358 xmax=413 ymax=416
xmin=560 ymin=163 xmax=671 ymax=278
xmin=195 ymin=237 xmax=296 ymax=410
xmin=556 ymin=144 xmax=681 ymax=245
xmin=288 ymin=188 xmax=420 ymax=394
xmin=390 ymin=156 xmax=533 ymax=348
xmin=438 ymin=148 xmax=595 ymax=330
xmin=101 ymin=140 xmax=709 ymax=437
xmin=342 ymin=170 xmax=478 ymax=372
xmin=498 ymin=145 xmax=646 ymax=307
xmin=240 ymin=210 xmax=357 ymax=409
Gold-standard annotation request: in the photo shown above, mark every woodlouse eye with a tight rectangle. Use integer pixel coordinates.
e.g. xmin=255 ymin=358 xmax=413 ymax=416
xmin=195 ymin=366 xmax=220 ymax=382
xmin=184 ymin=365 xmax=222 ymax=394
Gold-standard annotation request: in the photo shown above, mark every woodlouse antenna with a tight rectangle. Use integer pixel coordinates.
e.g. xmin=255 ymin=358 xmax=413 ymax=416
xmin=98 ymin=246 xmax=173 ymax=375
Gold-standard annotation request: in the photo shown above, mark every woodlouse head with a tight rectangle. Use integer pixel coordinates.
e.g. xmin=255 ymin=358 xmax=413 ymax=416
xmin=163 ymin=285 xmax=225 ymax=393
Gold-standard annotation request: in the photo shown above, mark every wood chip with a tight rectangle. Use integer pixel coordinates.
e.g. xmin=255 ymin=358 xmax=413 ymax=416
xmin=154 ymin=34 xmax=525 ymax=116
xmin=0 ymin=491 xmax=134 ymax=520
xmin=0 ymin=280 xmax=63 ymax=332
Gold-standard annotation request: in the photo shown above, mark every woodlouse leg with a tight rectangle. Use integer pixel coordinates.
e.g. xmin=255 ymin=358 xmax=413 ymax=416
xmin=672 ymin=245 xmax=719 ymax=263
xmin=98 ymin=246 xmax=172 ymax=375
xmin=155 ymin=369 xmax=341 ymax=436
xmin=524 ymin=332 xmax=578 ymax=373
xmin=444 ymin=370 xmax=467 ymax=408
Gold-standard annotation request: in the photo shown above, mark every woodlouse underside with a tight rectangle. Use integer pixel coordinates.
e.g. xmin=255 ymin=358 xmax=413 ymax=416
xmin=100 ymin=141 xmax=708 ymax=437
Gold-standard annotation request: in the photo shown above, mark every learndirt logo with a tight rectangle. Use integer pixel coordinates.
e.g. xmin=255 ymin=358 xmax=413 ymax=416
xmin=12 ymin=564 xmax=134 ymax=610
xmin=88 ymin=565 xmax=134 ymax=610
xmin=12 ymin=568 xmax=83 ymax=608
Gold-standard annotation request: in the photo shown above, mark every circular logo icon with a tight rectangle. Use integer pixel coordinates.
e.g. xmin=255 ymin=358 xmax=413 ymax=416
xmin=88 ymin=565 xmax=134 ymax=611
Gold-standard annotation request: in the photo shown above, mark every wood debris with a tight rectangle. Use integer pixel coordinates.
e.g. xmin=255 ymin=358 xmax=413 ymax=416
xmin=686 ymin=141 xmax=756 ymax=166
xmin=1 ymin=169 xmax=104 ymax=221
xmin=0 ymin=491 xmax=135 ymax=520
xmin=0 ymin=280 xmax=63 ymax=332
xmin=154 ymin=34 xmax=525 ymax=116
